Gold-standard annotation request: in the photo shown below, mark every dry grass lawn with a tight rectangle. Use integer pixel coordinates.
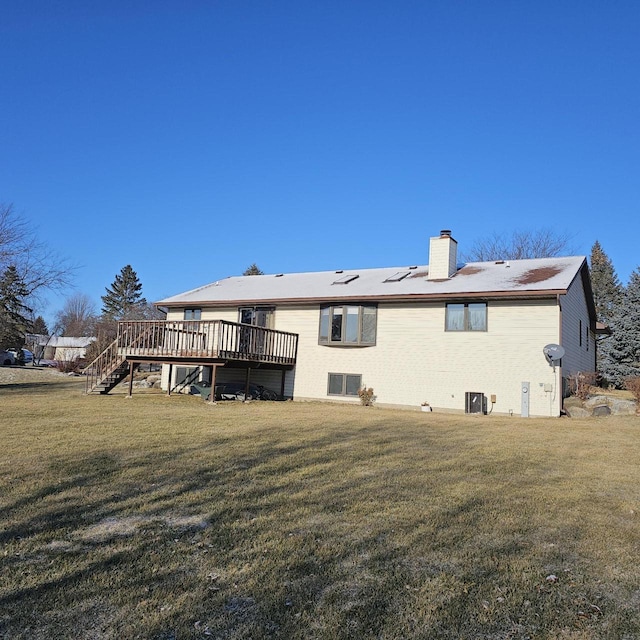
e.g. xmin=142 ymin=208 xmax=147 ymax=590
xmin=1 ymin=369 xmax=639 ymax=639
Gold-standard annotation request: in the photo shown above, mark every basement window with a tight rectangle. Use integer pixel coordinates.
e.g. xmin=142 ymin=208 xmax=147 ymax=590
xmin=327 ymin=373 xmax=362 ymax=397
xmin=445 ymin=303 xmax=487 ymax=331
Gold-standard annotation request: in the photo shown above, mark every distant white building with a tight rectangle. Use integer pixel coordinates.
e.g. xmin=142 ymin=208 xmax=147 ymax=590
xmin=30 ymin=335 xmax=96 ymax=362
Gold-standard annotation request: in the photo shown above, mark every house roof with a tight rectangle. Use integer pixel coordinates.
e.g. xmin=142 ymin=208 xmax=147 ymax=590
xmin=157 ymin=255 xmax=590 ymax=308
xmin=37 ymin=336 xmax=96 ymax=348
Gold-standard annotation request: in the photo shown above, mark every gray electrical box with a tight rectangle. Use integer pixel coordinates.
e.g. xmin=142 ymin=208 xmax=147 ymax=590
xmin=521 ymin=381 xmax=530 ymax=417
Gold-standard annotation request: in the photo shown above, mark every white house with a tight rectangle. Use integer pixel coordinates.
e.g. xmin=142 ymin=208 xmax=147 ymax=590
xmin=150 ymin=230 xmax=600 ymax=417
xmin=33 ymin=335 xmax=96 ymax=362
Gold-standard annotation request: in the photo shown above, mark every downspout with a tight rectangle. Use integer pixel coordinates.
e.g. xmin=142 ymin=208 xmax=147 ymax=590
xmin=557 ymin=294 xmax=563 ymax=415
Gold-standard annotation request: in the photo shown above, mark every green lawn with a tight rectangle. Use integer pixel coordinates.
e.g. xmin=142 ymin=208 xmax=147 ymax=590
xmin=1 ymin=375 xmax=639 ymax=639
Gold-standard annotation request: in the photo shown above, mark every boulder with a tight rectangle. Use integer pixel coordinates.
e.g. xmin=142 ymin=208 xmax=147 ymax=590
xmin=592 ymin=405 xmax=611 ymax=417
xmin=564 ymin=405 xmax=591 ymax=418
xmin=608 ymin=398 xmax=637 ymax=415
xmin=565 ymin=394 xmax=637 ymax=417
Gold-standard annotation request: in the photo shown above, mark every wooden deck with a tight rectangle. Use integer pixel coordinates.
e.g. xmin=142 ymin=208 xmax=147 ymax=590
xmin=117 ymin=319 xmax=299 ymax=366
xmin=84 ymin=320 xmax=298 ymax=394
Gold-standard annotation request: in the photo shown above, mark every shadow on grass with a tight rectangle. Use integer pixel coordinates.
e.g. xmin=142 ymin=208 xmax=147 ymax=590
xmin=1 ymin=416 xmax=638 ymax=639
xmin=0 ymin=378 xmax=85 ymax=395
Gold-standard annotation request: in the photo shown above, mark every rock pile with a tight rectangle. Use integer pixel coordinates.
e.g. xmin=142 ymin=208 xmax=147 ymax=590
xmin=564 ymin=394 xmax=637 ymax=417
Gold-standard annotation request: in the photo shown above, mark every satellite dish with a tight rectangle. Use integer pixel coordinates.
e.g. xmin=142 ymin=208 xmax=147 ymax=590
xmin=543 ymin=344 xmax=565 ymax=364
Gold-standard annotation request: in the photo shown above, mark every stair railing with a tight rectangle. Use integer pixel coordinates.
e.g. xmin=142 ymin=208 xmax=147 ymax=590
xmin=84 ymin=339 xmax=122 ymax=393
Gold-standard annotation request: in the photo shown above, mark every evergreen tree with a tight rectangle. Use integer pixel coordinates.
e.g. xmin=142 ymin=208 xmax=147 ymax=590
xmin=243 ymin=263 xmax=264 ymax=276
xmin=101 ymin=265 xmax=147 ymax=320
xmin=32 ymin=315 xmax=49 ymax=335
xmin=589 ymin=240 xmax=623 ymax=324
xmin=601 ymin=267 xmax=640 ymax=387
xmin=0 ymin=265 xmax=32 ymax=350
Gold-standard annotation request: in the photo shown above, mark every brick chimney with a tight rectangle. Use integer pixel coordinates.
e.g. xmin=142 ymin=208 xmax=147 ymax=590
xmin=427 ymin=229 xmax=458 ymax=280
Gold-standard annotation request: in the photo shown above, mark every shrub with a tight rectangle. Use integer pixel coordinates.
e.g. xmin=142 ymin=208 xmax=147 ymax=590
xmin=568 ymin=371 xmax=597 ymax=400
xmin=358 ymin=386 xmax=374 ymax=406
xmin=623 ymin=376 xmax=640 ymax=402
xmin=56 ymin=358 xmax=82 ymax=374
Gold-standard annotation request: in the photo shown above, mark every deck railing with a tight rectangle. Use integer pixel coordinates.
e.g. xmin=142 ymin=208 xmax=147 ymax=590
xmin=116 ymin=320 xmax=298 ymax=365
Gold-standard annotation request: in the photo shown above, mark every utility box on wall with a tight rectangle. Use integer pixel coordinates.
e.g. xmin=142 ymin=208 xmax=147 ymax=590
xmin=465 ymin=392 xmax=487 ymax=414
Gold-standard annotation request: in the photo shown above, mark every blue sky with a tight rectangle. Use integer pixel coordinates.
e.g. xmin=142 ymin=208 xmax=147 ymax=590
xmin=2 ymin=1 xmax=639 ymax=325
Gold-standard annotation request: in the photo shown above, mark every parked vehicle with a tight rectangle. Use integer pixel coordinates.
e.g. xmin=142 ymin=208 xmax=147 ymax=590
xmin=9 ymin=348 xmax=33 ymax=364
xmin=0 ymin=350 xmax=15 ymax=366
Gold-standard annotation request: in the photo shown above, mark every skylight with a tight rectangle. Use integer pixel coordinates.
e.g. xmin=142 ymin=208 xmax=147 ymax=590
xmin=384 ymin=271 xmax=410 ymax=283
xmin=332 ymin=274 xmax=359 ymax=285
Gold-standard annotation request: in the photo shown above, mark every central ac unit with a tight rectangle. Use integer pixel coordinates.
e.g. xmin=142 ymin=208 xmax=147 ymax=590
xmin=465 ymin=392 xmax=487 ymax=414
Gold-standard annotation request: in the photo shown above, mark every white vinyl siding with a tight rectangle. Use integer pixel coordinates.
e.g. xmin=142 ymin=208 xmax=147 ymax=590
xmin=277 ymin=299 xmax=563 ymax=416
xmin=162 ymin=286 xmax=592 ymax=417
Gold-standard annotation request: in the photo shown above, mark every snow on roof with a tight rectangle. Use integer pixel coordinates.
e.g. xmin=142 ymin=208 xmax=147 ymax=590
xmin=157 ymin=256 xmax=587 ymax=306
xmin=38 ymin=336 xmax=96 ymax=348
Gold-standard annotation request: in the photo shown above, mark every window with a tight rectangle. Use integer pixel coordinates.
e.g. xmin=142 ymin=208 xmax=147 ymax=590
xmin=175 ymin=366 xmax=199 ymax=387
xmin=184 ymin=308 xmax=201 ymax=320
xmin=239 ymin=306 xmax=274 ymax=328
xmin=319 ymin=305 xmax=377 ymax=346
xmin=579 ymin=320 xmax=583 ymax=347
xmin=328 ymin=373 xmax=362 ymax=396
xmin=445 ymin=302 xmax=487 ymax=331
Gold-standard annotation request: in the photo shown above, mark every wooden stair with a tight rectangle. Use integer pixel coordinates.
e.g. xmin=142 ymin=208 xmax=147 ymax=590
xmin=85 ymin=339 xmax=135 ymax=394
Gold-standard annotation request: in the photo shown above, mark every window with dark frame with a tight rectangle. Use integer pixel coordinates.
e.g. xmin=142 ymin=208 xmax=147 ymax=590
xmin=327 ymin=373 xmax=362 ymax=396
xmin=319 ymin=304 xmax=377 ymax=346
xmin=445 ymin=302 xmax=487 ymax=331
xmin=579 ymin=320 xmax=583 ymax=347
xmin=184 ymin=308 xmax=202 ymax=320
xmin=238 ymin=306 xmax=275 ymax=328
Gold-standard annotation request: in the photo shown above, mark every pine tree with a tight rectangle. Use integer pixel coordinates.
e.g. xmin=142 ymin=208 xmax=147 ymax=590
xmin=601 ymin=267 xmax=640 ymax=387
xmin=0 ymin=265 xmax=32 ymax=350
xmin=32 ymin=315 xmax=49 ymax=335
xmin=243 ymin=263 xmax=264 ymax=276
xmin=101 ymin=265 xmax=147 ymax=320
xmin=589 ymin=241 xmax=623 ymax=324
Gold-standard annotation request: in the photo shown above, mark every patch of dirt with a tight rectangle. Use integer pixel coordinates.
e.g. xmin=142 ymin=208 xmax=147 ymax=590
xmin=74 ymin=514 xmax=210 ymax=543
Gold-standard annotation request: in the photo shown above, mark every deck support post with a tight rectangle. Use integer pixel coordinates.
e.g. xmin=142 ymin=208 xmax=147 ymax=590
xmin=280 ymin=370 xmax=286 ymax=400
xmin=244 ymin=367 xmax=251 ymax=401
xmin=209 ymin=365 xmax=218 ymax=402
xmin=167 ymin=364 xmax=173 ymax=396
xmin=127 ymin=361 xmax=134 ymax=397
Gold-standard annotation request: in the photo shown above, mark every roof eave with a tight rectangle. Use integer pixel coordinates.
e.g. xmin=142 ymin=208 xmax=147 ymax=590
xmin=156 ymin=289 xmax=568 ymax=308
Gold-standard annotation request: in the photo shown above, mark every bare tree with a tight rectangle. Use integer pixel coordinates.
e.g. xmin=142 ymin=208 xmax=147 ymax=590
xmin=462 ymin=228 xmax=574 ymax=262
xmin=55 ymin=293 xmax=98 ymax=336
xmin=0 ymin=203 xmax=76 ymax=301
